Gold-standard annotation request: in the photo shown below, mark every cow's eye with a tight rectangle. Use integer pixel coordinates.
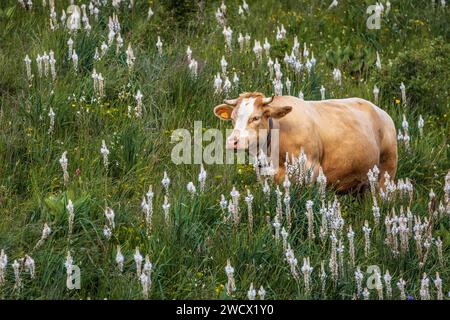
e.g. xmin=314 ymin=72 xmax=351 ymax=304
xmin=250 ymin=116 xmax=261 ymax=123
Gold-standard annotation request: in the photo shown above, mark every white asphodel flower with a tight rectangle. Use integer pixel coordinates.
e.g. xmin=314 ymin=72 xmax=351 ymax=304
xmin=126 ymin=43 xmax=135 ymax=71
xmin=247 ymin=283 xmax=256 ymax=300
xmin=104 ymin=206 xmax=115 ymax=229
xmin=64 ymin=251 xmax=73 ymax=277
xmin=66 ymin=199 xmax=74 ymax=236
xmin=198 ymin=164 xmax=207 ymax=192
xmin=48 ymin=107 xmax=55 ymax=134
xmin=242 ymin=0 xmax=249 ymax=12
xmin=400 ymin=82 xmax=406 ymax=104
xmin=24 ymin=55 xmax=32 ymax=82
xmin=233 ymin=72 xmax=239 ymax=85
xmin=141 ymin=255 xmax=153 ymax=299
xmin=12 ymin=259 xmax=20 ymax=289
xmin=332 ymin=68 xmax=342 ymax=85
xmin=115 ymin=245 xmax=124 ymax=273
xmin=373 ymin=85 xmax=380 ymax=103
xmin=0 ymin=249 xmax=7 ymax=286
xmin=135 ymin=90 xmax=143 ymax=118
xmin=263 ymin=38 xmax=271 ymax=56
xmin=162 ymin=195 xmax=170 ymax=224
xmin=189 ymin=58 xmax=198 ymax=78
xmin=402 ymin=114 xmax=409 ymax=131
xmin=258 ymin=286 xmax=266 ymax=300
xmin=35 ymin=223 xmax=51 ymax=249
xmin=186 ymin=46 xmax=192 ymax=62
xmin=417 ymin=115 xmax=424 ymax=136
xmin=147 ymin=7 xmax=154 ymax=20
xmin=222 ymin=26 xmax=233 ymax=50
xmin=245 ymin=33 xmax=251 ymax=48
xmin=376 ymin=51 xmax=382 ymax=69
xmin=285 ymin=78 xmax=292 ymax=95
xmin=103 ymin=225 xmax=112 ymax=239
xmin=223 ymin=76 xmax=231 ymax=93
xmin=225 ymin=259 xmax=236 ymax=295
xmin=253 ymin=40 xmax=262 ymax=62
xmin=219 ymin=195 xmax=228 ymax=211
xmin=220 ymin=56 xmax=228 ymax=74
xmin=161 ymin=171 xmax=170 ymax=193
xmin=362 ymin=220 xmax=372 ymax=257
xmin=301 ymin=257 xmax=313 ymax=294
xmin=238 ymin=33 xmax=244 ymax=51
xmin=285 ymin=244 xmax=299 ymax=279
xmin=23 ymin=255 xmax=35 ymax=278
xmin=187 ymin=182 xmax=196 ymax=197
xmin=328 ymin=0 xmax=338 ymax=9
xmin=100 ymin=140 xmax=110 ymax=168
xmin=320 ymin=85 xmax=326 ymax=100
xmin=214 ymin=73 xmax=223 ymax=94
xmin=116 ymin=33 xmax=124 ymax=54
xmin=215 ymin=8 xmax=225 ymax=26
xmin=156 ymin=36 xmax=163 ymax=55
xmin=238 ymin=5 xmax=244 ymax=16
xmin=134 ymin=247 xmax=143 ymax=277
xmin=71 ymin=51 xmax=78 ymax=72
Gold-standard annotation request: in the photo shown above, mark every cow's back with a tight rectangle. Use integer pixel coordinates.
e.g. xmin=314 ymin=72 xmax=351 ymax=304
xmin=308 ymin=97 xmax=388 ymax=146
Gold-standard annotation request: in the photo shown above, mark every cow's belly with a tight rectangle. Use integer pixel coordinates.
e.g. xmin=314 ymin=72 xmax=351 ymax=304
xmin=319 ymin=132 xmax=380 ymax=191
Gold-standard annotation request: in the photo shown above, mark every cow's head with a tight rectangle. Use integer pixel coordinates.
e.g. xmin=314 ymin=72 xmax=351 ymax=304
xmin=214 ymin=92 xmax=292 ymax=150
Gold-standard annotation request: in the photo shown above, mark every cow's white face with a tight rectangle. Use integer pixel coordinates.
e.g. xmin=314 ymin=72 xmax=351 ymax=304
xmin=214 ymin=94 xmax=292 ymax=150
xmin=228 ymin=98 xmax=256 ymax=149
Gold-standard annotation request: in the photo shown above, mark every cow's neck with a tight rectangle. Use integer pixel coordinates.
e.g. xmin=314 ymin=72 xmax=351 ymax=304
xmin=257 ymin=117 xmax=274 ymax=157
xmin=255 ymin=117 xmax=275 ymax=160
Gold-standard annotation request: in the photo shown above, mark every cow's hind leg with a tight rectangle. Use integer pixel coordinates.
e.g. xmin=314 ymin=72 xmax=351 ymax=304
xmin=378 ymin=148 xmax=398 ymax=189
xmin=274 ymin=166 xmax=286 ymax=185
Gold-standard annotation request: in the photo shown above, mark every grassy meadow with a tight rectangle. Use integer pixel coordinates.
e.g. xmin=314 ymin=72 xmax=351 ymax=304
xmin=0 ymin=0 xmax=449 ymax=299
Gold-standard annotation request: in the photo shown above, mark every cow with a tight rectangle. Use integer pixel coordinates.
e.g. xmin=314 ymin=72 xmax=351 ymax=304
xmin=213 ymin=92 xmax=397 ymax=192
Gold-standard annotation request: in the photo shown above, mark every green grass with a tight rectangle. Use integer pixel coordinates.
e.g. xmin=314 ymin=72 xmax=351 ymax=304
xmin=0 ymin=0 xmax=449 ymax=300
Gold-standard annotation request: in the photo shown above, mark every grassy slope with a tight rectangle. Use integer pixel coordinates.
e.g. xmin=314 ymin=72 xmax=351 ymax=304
xmin=0 ymin=0 xmax=449 ymax=299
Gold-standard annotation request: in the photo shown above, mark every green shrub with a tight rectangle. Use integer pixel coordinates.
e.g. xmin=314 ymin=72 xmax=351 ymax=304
xmin=160 ymin=0 xmax=199 ymax=28
xmin=325 ymin=38 xmax=376 ymax=79
xmin=373 ymin=37 xmax=450 ymax=114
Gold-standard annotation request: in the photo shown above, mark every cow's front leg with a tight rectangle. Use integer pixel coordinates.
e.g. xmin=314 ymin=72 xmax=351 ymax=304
xmin=274 ymin=166 xmax=286 ymax=185
xmin=273 ymin=160 xmax=320 ymax=185
xmin=307 ymin=159 xmax=321 ymax=183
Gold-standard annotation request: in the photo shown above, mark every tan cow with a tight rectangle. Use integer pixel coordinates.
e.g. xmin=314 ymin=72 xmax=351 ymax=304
xmin=214 ymin=92 xmax=397 ymax=192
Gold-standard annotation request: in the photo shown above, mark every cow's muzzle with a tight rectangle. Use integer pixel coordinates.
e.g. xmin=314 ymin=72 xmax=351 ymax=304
xmin=226 ymin=131 xmax=248 ymax=150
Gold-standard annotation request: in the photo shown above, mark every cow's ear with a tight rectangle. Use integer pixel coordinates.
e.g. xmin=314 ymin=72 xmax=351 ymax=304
xmin=214 ymin=104 xmax=234 ymax=121
xmin=264 ymin=106 xmax=292 ymax=119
